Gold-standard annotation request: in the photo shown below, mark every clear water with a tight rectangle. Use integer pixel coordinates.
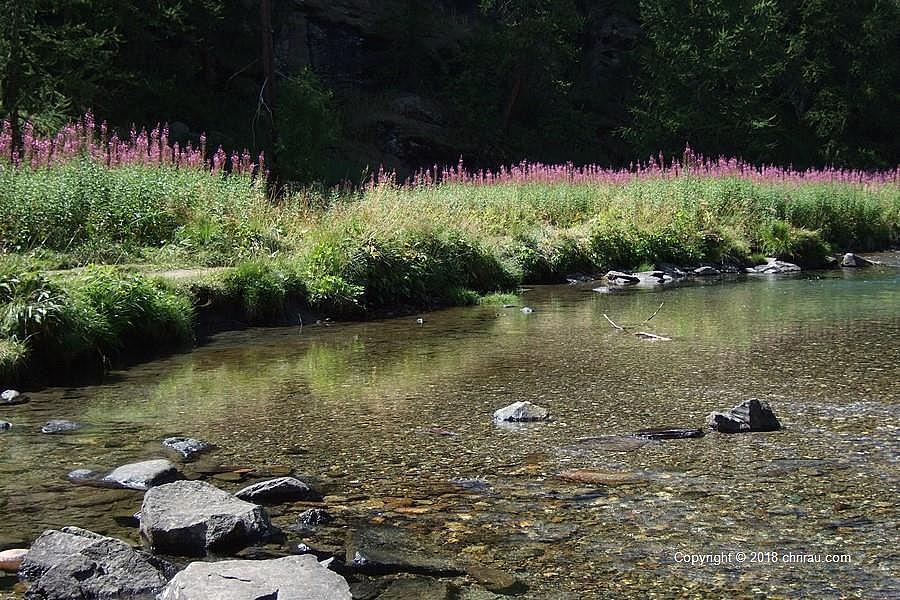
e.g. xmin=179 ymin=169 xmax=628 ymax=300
xmin=1 ymin=254 xmax=898 ymax=598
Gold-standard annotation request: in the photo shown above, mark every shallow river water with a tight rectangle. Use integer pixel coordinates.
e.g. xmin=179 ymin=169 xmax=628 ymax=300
xmin=1 ymin=255 xmax=899 ymax=599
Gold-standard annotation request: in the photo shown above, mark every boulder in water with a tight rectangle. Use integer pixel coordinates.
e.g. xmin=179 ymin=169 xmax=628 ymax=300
xmin=140 ymin=480 xmax=274 ymax=556
xmin=707 ymin=398 xmax=781 ymax=433
xmin=18 ymin=527 xmax=172 ymax=599
xmin=235 ymin=476 xmax=315 ymax=504
xmin=841 ymin=252 xmax=876 ymax=268
xmin=102 ymin=459 xmax=182 ymax=490
xmin=40 ymin=420 xmax=81 ymax=434
xmin=492 ymin=401 xmax=550 ymax=422
xmin=162 ymin=436 xmax=212 ymax=460
xmin=1 ymin=389 xmax=28 ymax=405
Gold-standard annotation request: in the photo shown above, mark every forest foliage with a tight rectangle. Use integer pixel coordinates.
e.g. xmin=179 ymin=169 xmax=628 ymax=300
xmin=0 ymin=0 xmax=898 ymax=182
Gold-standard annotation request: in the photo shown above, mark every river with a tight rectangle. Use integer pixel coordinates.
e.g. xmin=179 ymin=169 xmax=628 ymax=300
xmin=2 ymin=254 xmax=898 ymax=598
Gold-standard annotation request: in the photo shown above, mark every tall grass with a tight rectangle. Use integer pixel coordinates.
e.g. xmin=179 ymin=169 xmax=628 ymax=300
xmin=0 ymin=115 xmax=897 ymax=386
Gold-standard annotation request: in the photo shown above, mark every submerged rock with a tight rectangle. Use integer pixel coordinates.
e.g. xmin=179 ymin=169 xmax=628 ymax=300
xmin=633 ymin=427 xmax=705 ymax=440
xmin=378 ymin=577 xmax=454 ymax=600
xmin=1 ymin=389 xmax=28 ymax=406
xmin=157 ymin=554 xmax=351 ymax=600
xmin=235 ymin=476 xmax=314 ymax=504
xmin=492 ymin=401 xmax=550 ymax=422
xmin=162 ymin=437 xmax=212 ymax=460
xmin=40 ymin=420 xmax=81 ymax=434
xmin=467 ymin=566 xmax=524 ymax=594
xmin=18 ymin=527 xmax=172 ymax=600
xmin=707 ymin=398 xmax=781 ymax=433
xmin=558 ymin=469 xmax=649 ymax=486
xmin=346 ymin=528 xmax=464 ymax=576
xmin=102 ymin=459 xmax=181 ymax=490
xmin=140 ymin=480 xmax=274 ymax=556
xmin=841 ymin=252 xmax=876 ymax=268
xmin=0 ymin=548 xmax=27 ymax=571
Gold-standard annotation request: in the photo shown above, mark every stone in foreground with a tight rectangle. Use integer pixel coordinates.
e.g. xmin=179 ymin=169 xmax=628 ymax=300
xmin=841 ymin=252 xmax=876 ymax=268
xmin=1 ymin=389 xmax=28 ymax=405
xmin=235 ymin=476 xmax=314 ymax=504
xmin=162 ymin=437 xmax=212 ymax=460
xmin=18 ymin=527 xmax=171 ymax=600
xmin=707 ymin=398 xmax=781 ymax=433
xmin=0 ymin=548 xmax=27 ymax=571
xmin=157 ymin=554 xmax=351 ymax=600
xmin=492 ymin=401 xmax=550 ymax=422
xmin=101 ymin=459 xmax=181 ymax=490
xmin=140 ymin=480 xmax=273 ymax=556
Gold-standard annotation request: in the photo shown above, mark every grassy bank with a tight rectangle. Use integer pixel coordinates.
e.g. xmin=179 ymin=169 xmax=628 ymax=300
xmin=1 ymin=125 xmax=898 ymax=386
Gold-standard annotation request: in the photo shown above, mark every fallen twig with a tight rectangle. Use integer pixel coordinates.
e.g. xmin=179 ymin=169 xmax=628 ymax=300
xmin=642 ymin=302 xmax=664 ymax=324
xmin=602 ymin=313 xmax=625 ymax=330
xmin=602 ymin=303 xmax=671 ymax=341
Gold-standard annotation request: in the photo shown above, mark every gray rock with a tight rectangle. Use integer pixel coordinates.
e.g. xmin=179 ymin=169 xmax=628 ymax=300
xmin=1 ymin=389 xmax=28 ymax=405
xmin=633 ymin=427 xmax=705 ymax=440
xmin=841 ymin=252 xmax=876 ymax=268
xmin=692 ymin=266 xmax=720 ymax=276
xmin=18 ymin=527 xmax=171 ymax=600
xmin=66 ymin=469 xmax=102 ymax=485
xmin=707 ymin=398 xmax=781 ymax=433
xmin=162 ymin=437 xmax=212 ymax=460
xmin=140 ymin=480 xmax=274 ymax=556
xmin=234 ymin=477 xmax=314 ymax=504
xmin=604 ymin=270 xmax=640 ymax=285
xmin=492 ymin=401 xmax=550 ymax=422
xmin=519 ymin=306 xmax=534 ymax=314
xmin=157 ymin=554 xmax=351 ymax=600
xmin=40 ymin=420 xmax=81 ymax=434
xmin=751 ymin=259 xmax=801 ymax=274
xmin=102 ymin=459 xmax=181 ymax=490
xmin=0 ymin=420 xmax=11 ymax=431
xmin=655 ymin=263 xmax=688 ymax=278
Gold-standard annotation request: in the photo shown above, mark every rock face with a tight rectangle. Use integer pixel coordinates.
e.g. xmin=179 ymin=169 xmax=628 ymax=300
xmin=102 ymin=459 xmax=181 ymax=490
xmin=634 ymin=427 xmax=705 ymax=440
xmin=1 ymin=389 xmax=28 ymax=405
xmin=0 ymin=548 xmax=27 ymax=571
xmin=157 ymin=554 xmax=351 ymax=600
xmin=707 ymin=398 xmax=781 ymax=433
xmin=235 ymin=477 xmax=314 ymax=504
xmin=841 ymin=252 xmax=876 ymax=267
xmin=162 ymin=437 xmax=212 ymax=460
xmin=140 ymin=480 xmax=274 ymax=556
xmin=40 ymin=420 xmax=80 ymax=434
xmin=18 ymin=527 xmax=171 ymax=600
xmin=492 ymin=401 xmax=550 ymax=423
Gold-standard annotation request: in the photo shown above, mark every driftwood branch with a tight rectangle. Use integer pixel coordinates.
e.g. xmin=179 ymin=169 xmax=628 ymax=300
xmin=603 ymin=303 xmax=670 ymax=341
xmin=602 ymin=313 xmax=625 ymax=330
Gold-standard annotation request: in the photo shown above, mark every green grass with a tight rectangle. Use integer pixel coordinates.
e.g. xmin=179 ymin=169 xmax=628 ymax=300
xmin=1 ymin=160 xmax=897 ymax=386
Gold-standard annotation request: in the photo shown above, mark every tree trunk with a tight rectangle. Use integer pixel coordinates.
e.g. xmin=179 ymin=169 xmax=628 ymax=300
xmin=260 ymin=0 xmax=277 ymax=184
xmin=2 ymin=0 xmax=24 ymax=158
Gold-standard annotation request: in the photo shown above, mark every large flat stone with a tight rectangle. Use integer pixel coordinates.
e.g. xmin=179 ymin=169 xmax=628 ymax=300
xmin=102 ymin=459 xmax=181 ymax=490
xmin=157 ymin=554 xmax=351 ymax=600
xmin=140 ymin=480 xmax=273 ymax=556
